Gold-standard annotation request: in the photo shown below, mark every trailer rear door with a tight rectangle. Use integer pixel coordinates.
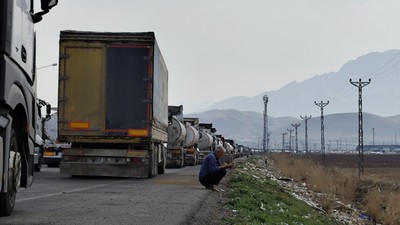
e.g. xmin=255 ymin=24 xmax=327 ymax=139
xmin=59 ymin=45 xmax=104 ymax=135
xmin=105 ymin=45 xmax=151 ymax=136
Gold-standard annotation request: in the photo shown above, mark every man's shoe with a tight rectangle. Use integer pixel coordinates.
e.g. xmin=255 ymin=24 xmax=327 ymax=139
xmin=206 ymin=185 xmax=219 ymax=192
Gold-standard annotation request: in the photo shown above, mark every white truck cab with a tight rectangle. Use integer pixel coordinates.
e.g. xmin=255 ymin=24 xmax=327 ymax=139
xmin=0 ymin=0 xmax=57 ymax=216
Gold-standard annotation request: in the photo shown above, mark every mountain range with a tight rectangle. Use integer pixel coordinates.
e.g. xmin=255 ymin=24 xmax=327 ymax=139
xmin=185 ymin=50 xmax=400 ymax=149
xmin=188 ymin=49 xmax=400 ymax=118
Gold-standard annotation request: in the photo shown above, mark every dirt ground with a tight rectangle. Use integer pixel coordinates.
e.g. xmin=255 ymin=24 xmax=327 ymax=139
xmin=187 ymin=171 xmax=234 ymax=225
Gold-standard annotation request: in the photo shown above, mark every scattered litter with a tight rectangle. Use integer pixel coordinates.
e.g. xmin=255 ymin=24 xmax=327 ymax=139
xmin=360 ymin=213 xmax=369 ymax=220
xmin=260 ymin=202 xmax=266 ymax=211
xmin=277 ymin=177 xmax=291 ymax=181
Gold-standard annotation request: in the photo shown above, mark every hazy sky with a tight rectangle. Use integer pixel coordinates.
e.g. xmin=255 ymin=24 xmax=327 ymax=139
xmin=35 ymin=0 xmax=400 ymax=110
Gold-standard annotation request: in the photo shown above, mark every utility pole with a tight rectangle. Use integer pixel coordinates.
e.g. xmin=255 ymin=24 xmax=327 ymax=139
xmin=350 ymin=78 xmax=371 ymax=177
xmin=336 ymin=140 xmax=339 ymax=152
xmin=300 ymin=115 xmax=312 ymax=153
xmin=314 ymin=100 xmax=329 ymax=166
xmin=263 ymin=95 xmax=269 ymax=153
xmin=292 ymin=123 xmax=301 ymax=153
xmin=281 ymin=132 xmax=287 ymax=152
xmin=328 ymin=140 xmax=331 ymax=153
xmin=287 ymin=128 xmax=294 ymax=152
xmin=372 ymin=128 xmax=375 ymax=152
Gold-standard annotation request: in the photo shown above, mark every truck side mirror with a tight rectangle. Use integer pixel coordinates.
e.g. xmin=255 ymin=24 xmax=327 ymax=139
xmin=41 ymin=0 xmax=58 ymax=11
xmin=46 ymin=104 xmax=51 ymax=116
xmin=33 ymin=0 xmax=58 ymax=23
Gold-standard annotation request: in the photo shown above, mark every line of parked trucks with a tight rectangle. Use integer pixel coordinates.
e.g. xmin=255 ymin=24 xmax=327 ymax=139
xmin=55 ymin=30 xmax=241 ymax=178
xmin=1 ymin=0 xmax=250 ymax=216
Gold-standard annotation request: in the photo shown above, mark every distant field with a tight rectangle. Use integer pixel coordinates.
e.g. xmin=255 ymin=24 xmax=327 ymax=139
xmin=307 ymin=153 xmax=400 ymax=183
xmin=307 ymin=153 xmax=400 ymax=167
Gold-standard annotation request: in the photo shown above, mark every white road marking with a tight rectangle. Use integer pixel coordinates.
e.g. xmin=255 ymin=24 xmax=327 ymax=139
xmin=16 ymin=180 xmax=123 ymax=203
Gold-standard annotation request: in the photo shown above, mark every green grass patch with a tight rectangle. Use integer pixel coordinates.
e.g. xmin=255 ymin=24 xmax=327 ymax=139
xmin=222 ymin=156 xmax=339 ymax=225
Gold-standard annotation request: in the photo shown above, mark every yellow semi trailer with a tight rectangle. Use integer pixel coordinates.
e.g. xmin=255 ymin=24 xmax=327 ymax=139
xmin=57 ymin=31 xmax=168 ymax=178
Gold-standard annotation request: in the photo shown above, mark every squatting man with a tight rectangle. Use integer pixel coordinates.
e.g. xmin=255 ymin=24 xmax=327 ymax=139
xmin=198 ymin=146 xmax=234 ymax=191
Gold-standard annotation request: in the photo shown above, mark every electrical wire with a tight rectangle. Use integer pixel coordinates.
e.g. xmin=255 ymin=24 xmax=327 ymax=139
xmin=324 ymin=50 xmax=400 ymax=103
xmin=366 ymin=51 xmax=400 ymax=78
xmin=370 ymin=54 xmax=400 ymax=79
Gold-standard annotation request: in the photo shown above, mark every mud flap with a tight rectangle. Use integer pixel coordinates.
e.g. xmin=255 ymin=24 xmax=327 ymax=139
xmin=157 ymin=144 xmax=166 ymax=174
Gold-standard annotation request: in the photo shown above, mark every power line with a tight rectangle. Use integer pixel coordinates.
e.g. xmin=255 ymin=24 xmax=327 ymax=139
xmin=326 ymin=51 xmax=400 ymax=103
xmin=367 ymin=51 xmax=400 ymax=78
xmin=328 ymin=84 xmax=354 ymax=102
xmin=371 ymin=58 xmax=400 ymax=79
xmin=373 ymin=64 xmax=400 ymax=80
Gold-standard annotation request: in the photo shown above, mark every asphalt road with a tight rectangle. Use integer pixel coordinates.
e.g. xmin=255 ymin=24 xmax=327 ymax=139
xmin=0 ymin=165 xmax=210 ymax=225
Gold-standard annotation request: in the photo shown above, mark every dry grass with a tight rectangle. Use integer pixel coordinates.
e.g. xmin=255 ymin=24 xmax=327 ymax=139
xmin=268 ymin=153 xmax=400 ymax=225
xmin=269 ymin=153 xmax=359 ymax=202
xmin=363 ymin=190 xmax=400 ymax=225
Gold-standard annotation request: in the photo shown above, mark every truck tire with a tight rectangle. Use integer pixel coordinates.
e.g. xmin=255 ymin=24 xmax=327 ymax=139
xmin=176 ymin=157 xmax=184 ymax=168
xmin=0 ymin=129 xmax=21 ymax=216
xmin=193 ymin=154 xmax=198 ymax=166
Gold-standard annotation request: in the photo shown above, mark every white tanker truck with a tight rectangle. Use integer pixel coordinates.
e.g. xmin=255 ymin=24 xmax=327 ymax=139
xmin=183 ymin=118 xmax=200 ymax=166
xmin=167 ymin=106 xmax=187 ymax=168
xmin=197 ymin=123 xmax=216 ymax=164
xmin=221 ymin=138 xmax=235 ymax=164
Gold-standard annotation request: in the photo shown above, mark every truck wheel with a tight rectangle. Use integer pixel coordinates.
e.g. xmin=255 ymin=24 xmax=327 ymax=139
xmin=0 ymin=129 xmax=21 ymax=216
xmin=176 ymin=157 xmax=183 ymax=168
